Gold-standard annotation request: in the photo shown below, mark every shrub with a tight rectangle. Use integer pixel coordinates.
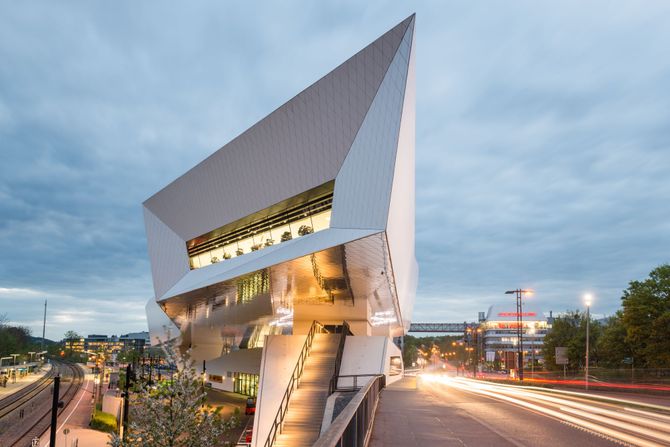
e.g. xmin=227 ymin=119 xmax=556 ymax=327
xmin=90 ymin=409 xmax=117 ymax=433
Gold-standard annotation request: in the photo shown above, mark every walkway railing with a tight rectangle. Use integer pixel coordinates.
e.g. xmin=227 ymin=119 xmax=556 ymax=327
xmin=313 ymin=374 xmax=386 ymax=447
xmin=263 ymin=320 xmax=327 ymax=447
xmin=329 ymin=321 xmax=353 ymax=395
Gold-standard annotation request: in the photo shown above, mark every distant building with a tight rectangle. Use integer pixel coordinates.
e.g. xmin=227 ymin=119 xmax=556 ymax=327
xmin=120 ymin=332 xmax=151 ymax=353
xmin=62 ymin=332 xmax=150 ymax=354
xmin=481 ymin=305 xmax=550 ymax=370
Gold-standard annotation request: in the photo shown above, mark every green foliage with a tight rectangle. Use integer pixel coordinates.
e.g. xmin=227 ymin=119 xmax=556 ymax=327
xmin=542 ymin=310 xmax=601 ymax=370
xmin=108 ymin=342 xmax=239 ymax=447
xmin=543 ymin=264 xmax=670 ymax=371
xmin=597 ymin=311 xmax=632 ymax=367
xmin=116 ymin=350 xmax=140 ymax=365
xmin=91 ymin=410 xmax=118 ymax=433
xmin=0 ymin=314 xmax=35 ymax=358
xmin=621 ymin=264 xmax=670 ymax=368
xmin=402 ymin=334 xmax=462 ymax=367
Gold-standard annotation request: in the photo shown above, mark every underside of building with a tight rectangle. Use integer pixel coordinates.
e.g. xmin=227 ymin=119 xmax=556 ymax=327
xmin=144 ymin=15 xmax=416 ymax=447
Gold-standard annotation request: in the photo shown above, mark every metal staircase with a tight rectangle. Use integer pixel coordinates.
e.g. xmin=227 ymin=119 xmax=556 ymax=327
xmin=273 ymin=333 xmax=339 ymax=447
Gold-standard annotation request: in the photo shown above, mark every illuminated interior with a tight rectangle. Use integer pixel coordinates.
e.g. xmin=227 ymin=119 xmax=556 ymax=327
xmin=187 ymin=182 xmax=334 ymax=269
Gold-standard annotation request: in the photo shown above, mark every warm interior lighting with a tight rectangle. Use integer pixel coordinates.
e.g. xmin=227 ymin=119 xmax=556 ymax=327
xmin=187 ymin=182 xmax=334 ymax=269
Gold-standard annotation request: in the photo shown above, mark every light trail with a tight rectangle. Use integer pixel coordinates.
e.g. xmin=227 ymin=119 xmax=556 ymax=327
xmin=421 ymin=373 xmax=670 ymax=447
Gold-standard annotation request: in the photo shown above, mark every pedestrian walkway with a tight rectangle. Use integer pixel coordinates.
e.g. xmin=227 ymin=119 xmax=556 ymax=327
xmin=39 ymin=373 xmax=110 ymax=447
xmin=0 ymin=363 xmax=51 ymax=398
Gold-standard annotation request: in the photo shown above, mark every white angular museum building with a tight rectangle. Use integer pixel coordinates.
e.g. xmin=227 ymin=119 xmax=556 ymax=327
xmin=144 ymin=15 xmax=416 ymax=446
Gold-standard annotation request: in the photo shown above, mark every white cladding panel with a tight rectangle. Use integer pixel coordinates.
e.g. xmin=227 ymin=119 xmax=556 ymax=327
xmin=386 ymin=30 xmax=417 ymax=333
xmin=145 ymin=298 xmax=180 ymax=346
xmin=253 ymin=335 xmax=307 ymax=447
xmin=143 ymin=17 xmax=413 ymax=242
xmin=330 ymin=19 xmax=414 ymax=231
xmin=143 ymin=207 xmax=190 ymax=298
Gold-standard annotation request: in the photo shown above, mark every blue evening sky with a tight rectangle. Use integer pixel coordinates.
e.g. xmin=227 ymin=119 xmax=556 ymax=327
xmin=1 ymin=1 xmax=669 ymax=339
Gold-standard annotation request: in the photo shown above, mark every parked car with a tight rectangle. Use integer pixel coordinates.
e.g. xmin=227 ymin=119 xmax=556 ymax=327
xmin=245 ymin=397 xmax=256 ymax=415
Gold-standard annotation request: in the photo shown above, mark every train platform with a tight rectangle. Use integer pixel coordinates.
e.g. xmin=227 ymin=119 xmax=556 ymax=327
xmin=0 ymin=363 xmax=51 ymax=399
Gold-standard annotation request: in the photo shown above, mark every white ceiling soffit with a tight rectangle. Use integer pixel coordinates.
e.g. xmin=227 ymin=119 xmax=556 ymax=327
xmin=143 ymin=16 xmax=415 ymax=242
xmin=158 ymin=228 xmax=381 ymax=302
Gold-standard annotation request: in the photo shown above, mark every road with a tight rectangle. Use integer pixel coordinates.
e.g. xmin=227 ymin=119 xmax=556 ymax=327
xmin=370 ymin=375 xmax=670 ymax=447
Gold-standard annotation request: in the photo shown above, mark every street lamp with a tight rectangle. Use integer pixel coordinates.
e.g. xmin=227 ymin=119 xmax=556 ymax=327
xmin=505 ymin=289 xmax=533 ymax=381
xmin=584 ymin=293 xmax=593 ymax=390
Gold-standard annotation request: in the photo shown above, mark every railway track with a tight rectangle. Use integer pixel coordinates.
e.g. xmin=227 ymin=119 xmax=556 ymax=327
xmin=0 ymin=360 xmax=85 ymax=447
xmin=0 ymin=367 xmax=56 ymax=420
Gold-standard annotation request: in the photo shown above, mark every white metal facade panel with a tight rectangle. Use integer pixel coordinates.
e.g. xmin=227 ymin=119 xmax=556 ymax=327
xmin=145 ymin=297 xmax=179 ymax=345
xmin=385 ymin=30 xmax=418 ymax=332
xmin=143 ymin=17 xmax=413 ymax=243
xmin=330 ymin=18 xmax=414 ymax=231
xmin=143 ymin=207 xmax=191 ymax=298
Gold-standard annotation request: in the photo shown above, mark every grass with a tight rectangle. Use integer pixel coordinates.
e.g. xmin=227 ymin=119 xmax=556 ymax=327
xmin=90 ymin=409 xmax=117 ymax=433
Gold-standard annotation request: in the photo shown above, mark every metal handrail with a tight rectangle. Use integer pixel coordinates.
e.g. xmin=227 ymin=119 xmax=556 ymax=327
xmin=329 ymin=321 xmax=353 ymax=395
xmin=331 ymin=373 xmax=382 ymax=392
xmin=313 ymin=374 xmax=386 ymax=447
xmin=263 ymin=320 xmax=327 ymax=447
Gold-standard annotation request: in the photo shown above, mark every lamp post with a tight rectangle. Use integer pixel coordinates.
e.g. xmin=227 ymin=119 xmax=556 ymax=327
xmin=584 ymin=293 xmax=592 ymax=391
xmin=505 ymin=289 xmax=532 ymax=381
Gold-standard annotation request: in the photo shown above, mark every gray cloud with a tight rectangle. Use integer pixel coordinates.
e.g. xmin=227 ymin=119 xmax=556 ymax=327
xmin=1 ymin=1 xmax=669 ymax=339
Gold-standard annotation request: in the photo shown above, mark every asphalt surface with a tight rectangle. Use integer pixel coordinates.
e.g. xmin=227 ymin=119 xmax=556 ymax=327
xmin=370 ymin=376 xmax=670 ymax=447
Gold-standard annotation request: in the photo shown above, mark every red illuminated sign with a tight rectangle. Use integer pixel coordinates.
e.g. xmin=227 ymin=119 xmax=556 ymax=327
xmin=498 ymin=312 xmax=536 ymax=317
xmin=497 ymin=322 xmax=526 ymax=329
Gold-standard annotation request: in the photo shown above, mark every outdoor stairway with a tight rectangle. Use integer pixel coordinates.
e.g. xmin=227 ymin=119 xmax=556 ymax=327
xmin=274 ymin=333 xmax=339 ymax=447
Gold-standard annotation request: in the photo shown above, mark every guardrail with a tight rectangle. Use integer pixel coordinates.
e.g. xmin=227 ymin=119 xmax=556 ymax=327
xmin=263 ymin=320 xmax=327 ymax=447
xmin=332 ymin=374 xmax=382 ymax=393
xmin=329 ymin=321 xmax=353 ymax=395
xmin=313 ymin=374 xmax=386 ymax=447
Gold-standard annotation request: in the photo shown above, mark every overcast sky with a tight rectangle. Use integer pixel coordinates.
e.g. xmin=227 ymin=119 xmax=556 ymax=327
xmin=1 ymin=1 xmax=669 ymax=340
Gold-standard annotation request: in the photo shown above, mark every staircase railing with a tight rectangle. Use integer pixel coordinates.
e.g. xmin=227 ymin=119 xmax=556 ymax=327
xmin=313 ymin=374 xmax=386 ymax=447
xmin=264 ymin=320 xmax=327 ymax=447
xmin=329 ymin=320 xmax=353 ymax=394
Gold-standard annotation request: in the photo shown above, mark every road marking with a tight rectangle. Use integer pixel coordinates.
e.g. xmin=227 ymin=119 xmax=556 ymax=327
xmin=41 ymin=379 xmax=89 ymax=447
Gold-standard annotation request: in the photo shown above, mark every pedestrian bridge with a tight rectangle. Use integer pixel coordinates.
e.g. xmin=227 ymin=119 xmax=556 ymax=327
xmin=408 ymin=322 xmax=476 ymax=333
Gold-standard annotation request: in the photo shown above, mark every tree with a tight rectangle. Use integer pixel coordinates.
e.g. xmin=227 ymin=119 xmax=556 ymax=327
xmin=542 ymin=310 xmax=601 ymax=370
xmin=621 ymin=264 xmax=670 ymax=368
xmin=63 ymin=330 xmax=81 ymax=354
xmin=0 ymin=314 xmax=33 ymax=357
xmin=109 ymin=342 xmax=238 ymax=447
xmin=597 ymin=311 xmax=632 ymax=368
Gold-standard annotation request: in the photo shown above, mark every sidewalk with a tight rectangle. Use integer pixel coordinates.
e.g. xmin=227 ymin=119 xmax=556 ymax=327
xmin=39 ymin=373 xmax=110 ymax=447
xmin=0 ymin=363 xmax=51 ymax=399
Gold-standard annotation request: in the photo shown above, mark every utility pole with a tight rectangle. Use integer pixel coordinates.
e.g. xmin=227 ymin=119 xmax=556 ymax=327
xmin=49 ymin=375 xmax=60 ymax=446
xmin=41 ymin=300 xmax=47 ymax=352
xmin=584 ymin=294 xmax=592 ymax=390
xmin=120 ymin=363 xmax=131 ymax=440
xmin=505 ymin=289 xmax=533 ymax=381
